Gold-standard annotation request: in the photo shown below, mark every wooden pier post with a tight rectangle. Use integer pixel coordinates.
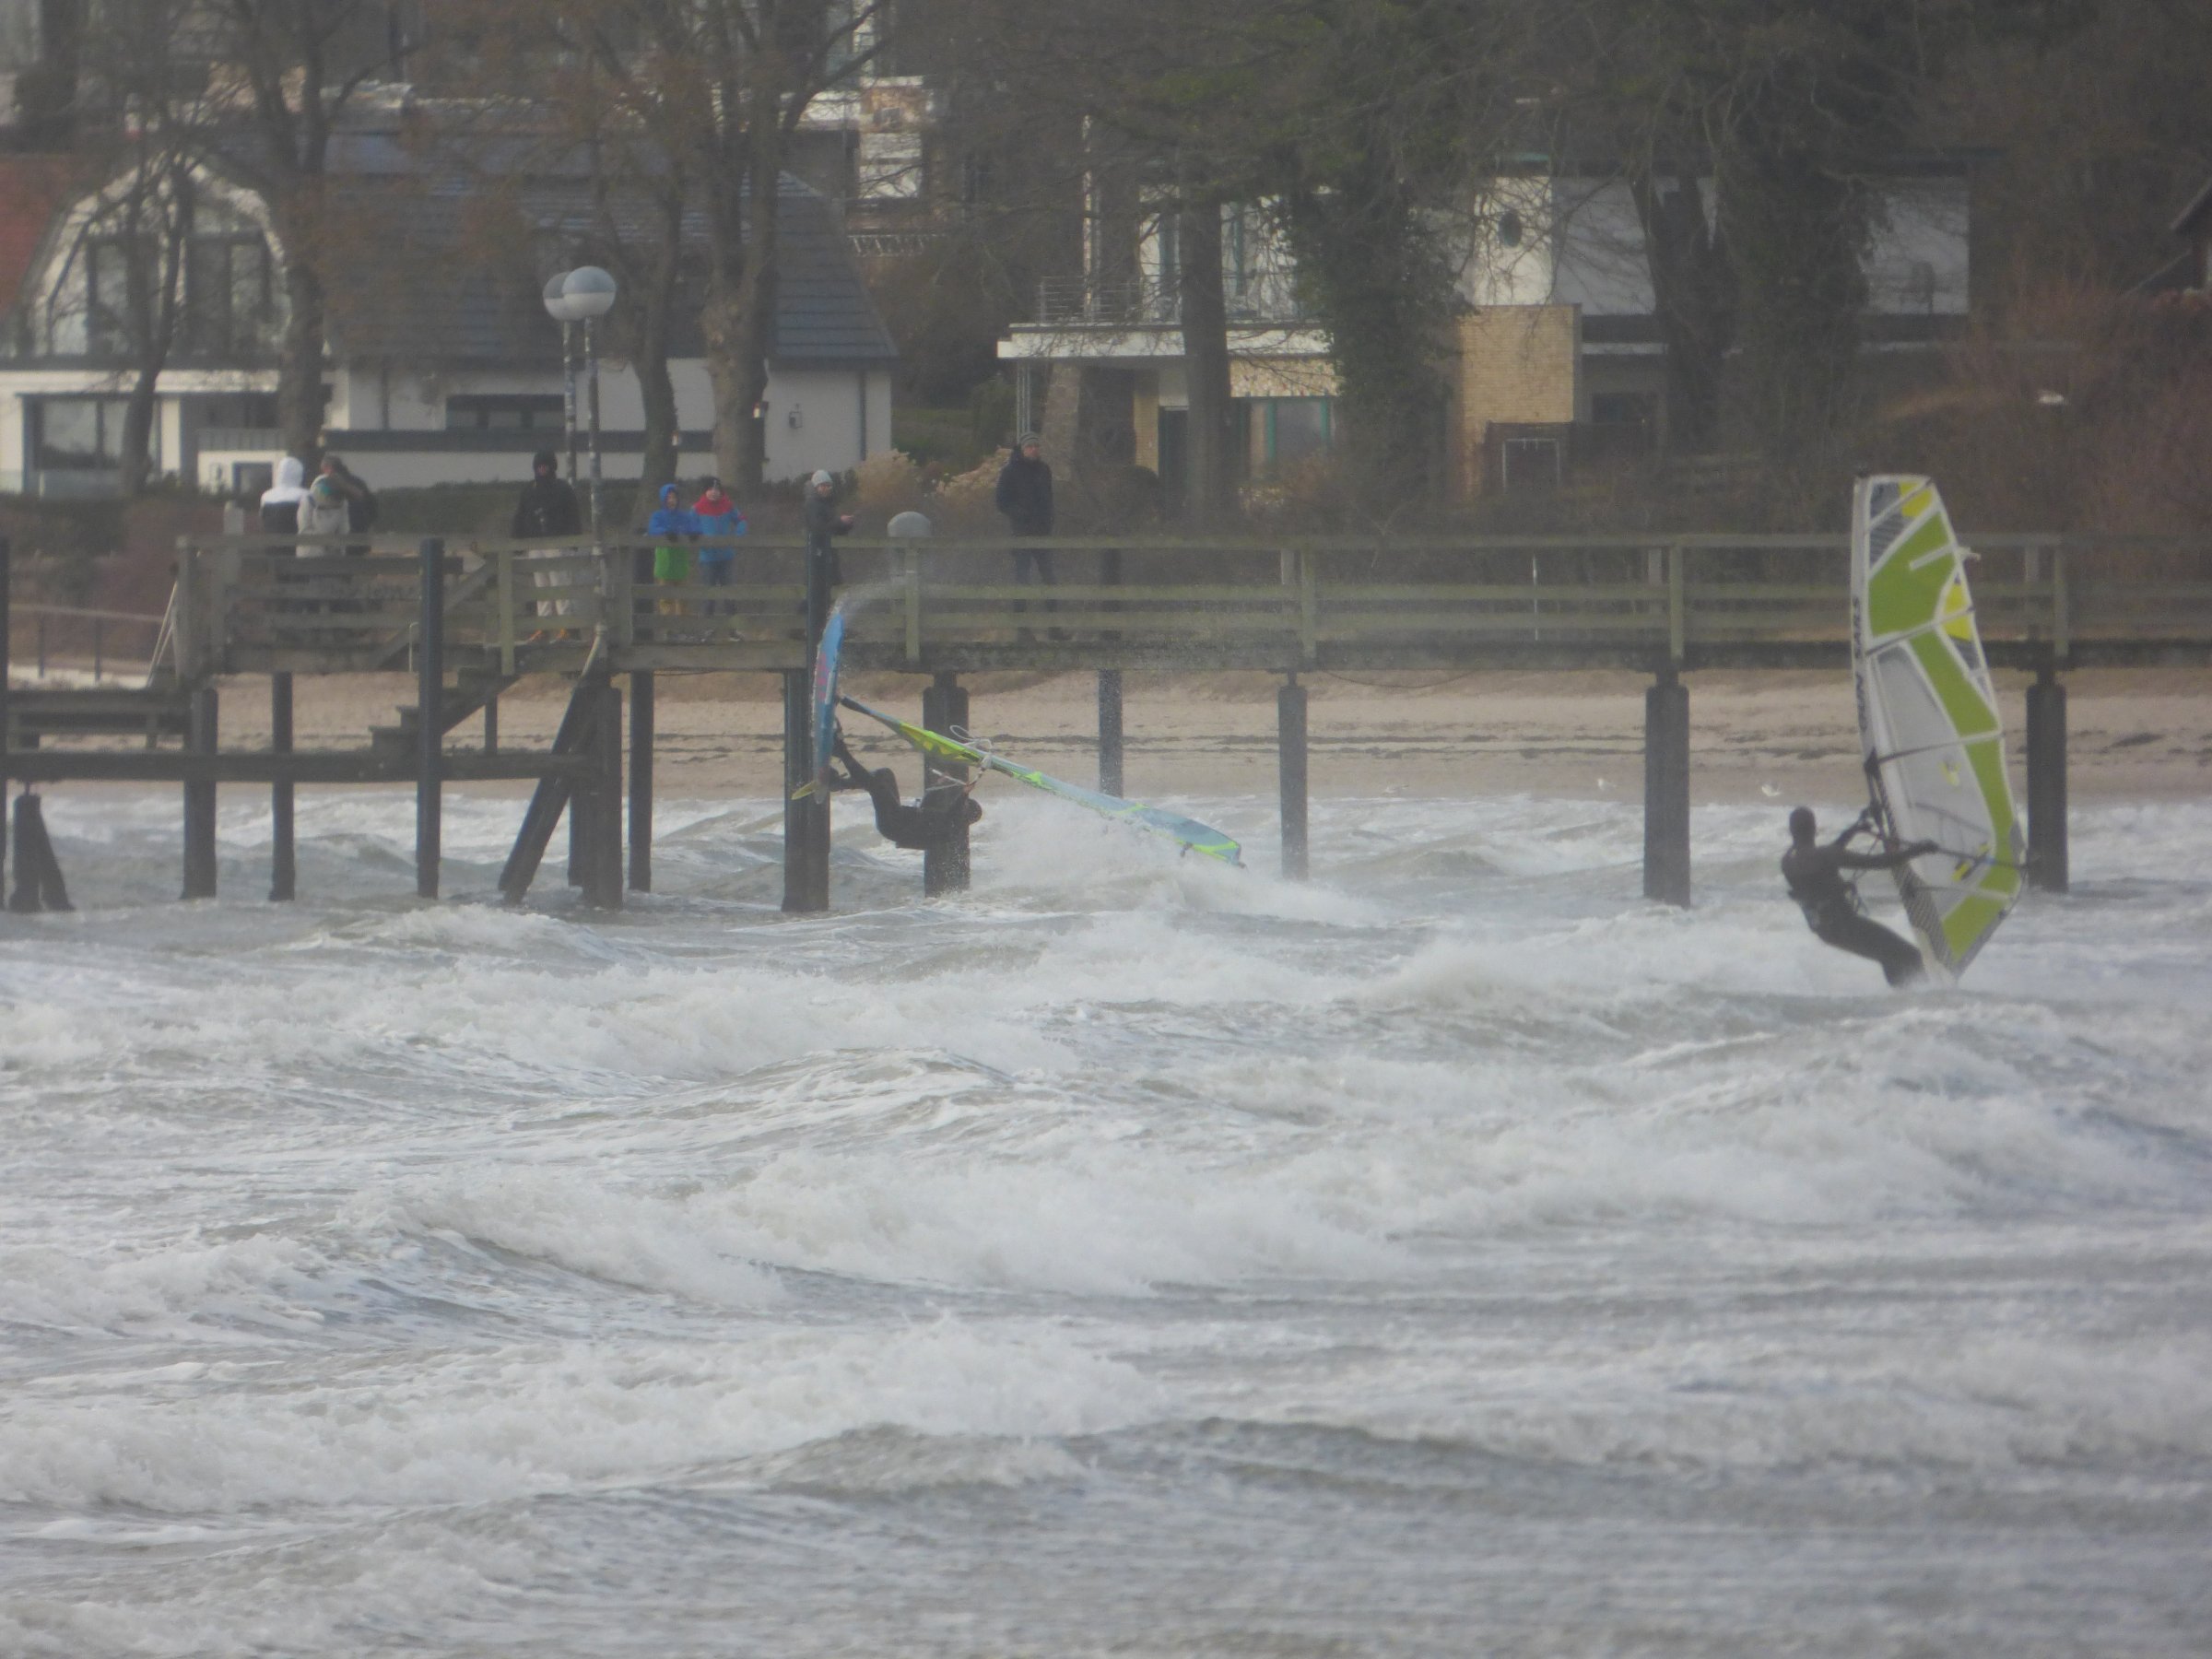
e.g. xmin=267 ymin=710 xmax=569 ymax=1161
xmin=1278 ymin=674 xmax=1309 ymax=881
xmin=582 ymin=681 xmax=624 ymax=909
xmin=629 ymin=669 xmax=653 ymax=892
xmin=922 ymin=671 xmax=971 ymax=896
xmin=484 ymin=695 xmax=499 ymax=754
xmin=1 ymin=534 xmax=11 ymax=904
xmin=416 ymin=537 xmax=444 ymax=900
xmin=1643 ymin=671 xmax=1691 ymax=907
xmin=270 ymin=672 xmax=295 ymax=900
xmin=1098 ymin=669 xmax=1124 ymax=796
xmin=182 ymin=684 xmax=218 ymax=899
xmin=1099 ymin=545 xmax=1124 ymax=795
xmin=2027 ymin=670 xmax=2069 ymax=893
xmin=8 ymin=793 xmax=69 ymax=912
xmin=782 ymin=671 xmax=830 ymax=912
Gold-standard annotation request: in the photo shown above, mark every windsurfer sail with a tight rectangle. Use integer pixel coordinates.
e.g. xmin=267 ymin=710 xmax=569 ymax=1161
xmin=840 ymin=696 xmax=1243 ymax=866
xmin=1852 ymin=475 xmax=2026 ymax=982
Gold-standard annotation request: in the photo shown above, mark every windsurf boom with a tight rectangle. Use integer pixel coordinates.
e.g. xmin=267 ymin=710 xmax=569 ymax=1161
xmin=1852 ymin=476 xmax=2026 ymax=982
xmin=840 ymin=696 xmax=1243 ymax=866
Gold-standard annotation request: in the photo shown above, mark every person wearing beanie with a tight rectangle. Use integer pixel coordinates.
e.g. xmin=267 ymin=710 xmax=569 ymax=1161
xmin=804 ymin=468 xmax=854 ymax=591
xmin=512 ymin=451 xmax=583 ymax=623
xmin=994 ymin=432 xmax=1058 ymax=634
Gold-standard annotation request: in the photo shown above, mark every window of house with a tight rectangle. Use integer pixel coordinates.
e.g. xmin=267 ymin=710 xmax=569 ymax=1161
xmin=1246 ymin=396 xmax=1334 ymax=472
xmin=445 ymin=394 xmax=564 ymax=431
xmin=1590 ymin=393 xmax=1656 ymax=427
xmin=182 ymin=234 xmax=275 ymax=355
xmin=1497 ymin=208 xmax=1524 ymax=249
xmin=31 ymin=398 xmax=150 ymax=471
xmin=84 ymin=238 xmax=137 ymax=356
xmin=858 ymin=131 xmax=923 ymax=200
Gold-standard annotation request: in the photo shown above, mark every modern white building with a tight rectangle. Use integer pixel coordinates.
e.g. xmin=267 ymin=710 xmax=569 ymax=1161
xmin=999 ymin=159 xmax=1975 ymax=499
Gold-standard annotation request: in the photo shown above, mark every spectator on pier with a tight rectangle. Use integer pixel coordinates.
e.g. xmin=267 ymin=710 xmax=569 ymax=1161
xmin=318 ymin=453 xmax=378 ymax=550
xmin=258 ymin=456 xmax=311 ymax=535
xmin=300 ymin=474 xmax=351 ymax=538
xmin=994 ymin=432 xmax=1059 ymax=636
xmin=804 ymin=468 xmax=853 ymax=592
xmin=646 ymin=483 xmax=700 ymax=618
xmin=512 ymin=451 xmax=582 ymax=621
xmin=692 ymin=477 xmax=747 ymax=618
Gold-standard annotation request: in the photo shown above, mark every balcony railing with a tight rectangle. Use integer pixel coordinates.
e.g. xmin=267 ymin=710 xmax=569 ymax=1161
xmin=1030 ymin=276 xmax=1309 ymax=329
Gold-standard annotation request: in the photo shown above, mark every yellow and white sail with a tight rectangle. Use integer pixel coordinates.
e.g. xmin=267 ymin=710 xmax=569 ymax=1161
xmin=1852 ymin=476 xmax=2026 ymax=982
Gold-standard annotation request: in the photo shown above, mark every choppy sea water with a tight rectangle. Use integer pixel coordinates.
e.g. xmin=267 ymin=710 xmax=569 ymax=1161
xmin=2 ymin=785 xmax=2208 ymax=1658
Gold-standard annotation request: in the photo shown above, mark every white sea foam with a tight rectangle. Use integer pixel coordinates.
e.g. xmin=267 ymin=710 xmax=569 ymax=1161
xmin=0 ymin=1321 xmax=1159 ymax=1513
xmin=5 ymin=789 xmax=2210 ymax=1655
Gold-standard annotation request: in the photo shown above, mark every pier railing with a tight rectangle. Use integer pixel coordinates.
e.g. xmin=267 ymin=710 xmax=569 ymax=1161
xmin=166 ymin=531 xmax=2212 ymax=680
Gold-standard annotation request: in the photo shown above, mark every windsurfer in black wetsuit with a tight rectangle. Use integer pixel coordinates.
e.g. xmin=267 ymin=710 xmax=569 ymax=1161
xmin=830 ymin=734 xmax=982 ymax=852
xmin=1783 ymin=806 xmax=1938 ymax=987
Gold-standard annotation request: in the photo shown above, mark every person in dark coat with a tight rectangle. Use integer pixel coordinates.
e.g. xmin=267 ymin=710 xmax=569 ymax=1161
xmin=1783 ymin=806 xmax=1938 ymax=986
xmin=830 ymin=734 xmax=982 ymax=852
xmin=512 ymin=451 xmax=583 ymax=619
xmin=512 ymin=451 xmax=582 ymax=539
xmin=804 ymin=468 xmax=854 ymax=590
xmin=994 ymin=432 xmax=1056 ymax=586
xmin=319 ymin=453 xmax=378 ymax=536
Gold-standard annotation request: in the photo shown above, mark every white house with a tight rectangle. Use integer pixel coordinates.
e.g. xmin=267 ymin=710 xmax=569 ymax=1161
xmin=0 ymin=130 xmax=898 ymax=500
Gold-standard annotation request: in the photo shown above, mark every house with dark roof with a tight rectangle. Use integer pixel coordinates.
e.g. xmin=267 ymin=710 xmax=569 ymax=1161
xmin=0 ymin=127 xmax=898 ymax=498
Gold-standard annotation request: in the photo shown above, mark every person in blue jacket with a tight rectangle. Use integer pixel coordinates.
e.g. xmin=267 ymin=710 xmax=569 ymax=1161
xmin=691 ymin=477 xmax=747 ymax=616
xmin=645 ymin=482 xmax=699 ymax=617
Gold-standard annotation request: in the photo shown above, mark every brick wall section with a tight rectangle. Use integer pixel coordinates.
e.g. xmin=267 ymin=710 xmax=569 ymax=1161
xmin=1451 ymin=305 xmax=1581 ymax=499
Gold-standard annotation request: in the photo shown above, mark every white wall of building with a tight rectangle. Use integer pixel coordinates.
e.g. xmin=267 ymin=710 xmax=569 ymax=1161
xmin=1455 ymin=174 xmax=1970 ymax=320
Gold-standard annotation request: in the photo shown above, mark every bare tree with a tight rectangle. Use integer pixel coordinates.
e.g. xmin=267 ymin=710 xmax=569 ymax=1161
xmin=199 ymin=0 xmax=419 ymax=462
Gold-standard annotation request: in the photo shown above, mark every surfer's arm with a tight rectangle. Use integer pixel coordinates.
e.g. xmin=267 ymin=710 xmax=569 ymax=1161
xmin=1831 ymin=841 xmax=1936 ymax=872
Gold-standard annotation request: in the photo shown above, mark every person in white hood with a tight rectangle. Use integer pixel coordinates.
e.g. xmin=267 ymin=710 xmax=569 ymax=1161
xmin=258 ymin=456 xmax=311 ymax=535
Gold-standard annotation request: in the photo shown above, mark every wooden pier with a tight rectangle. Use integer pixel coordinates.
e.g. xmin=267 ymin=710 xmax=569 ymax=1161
xmin=6 ymin=527 xmax=2209 ymax=912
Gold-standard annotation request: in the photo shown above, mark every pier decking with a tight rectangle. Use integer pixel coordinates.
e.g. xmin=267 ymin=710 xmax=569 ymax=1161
xmin=5 ymin=528 xmax=2209 ymax=912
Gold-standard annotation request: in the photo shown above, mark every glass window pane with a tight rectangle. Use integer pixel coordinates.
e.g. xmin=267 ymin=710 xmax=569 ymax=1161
xmin=36 ymin=400 xmax=103 ymax=468
xmin=1270 ymin=399 xmax=1331 ymax=465
xmin=232 ymin=239 xmax=268 ymax=343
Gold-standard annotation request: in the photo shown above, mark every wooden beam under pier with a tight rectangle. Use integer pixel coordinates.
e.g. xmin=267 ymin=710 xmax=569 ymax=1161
xmin=270 ymin=673 xmax=295 ymax=901
xmin=922 ymin=673 xmax=970 ymax=897
xmin=1278 ymin=677 xmax=1309 ymax=881
xmin=1643 ymin=674 xmax=1692 ymax=908
xmin=182 ymin=686 xmax=218 ymax=900
xmin=2027 ymin=672 xmax=2069 ymax=893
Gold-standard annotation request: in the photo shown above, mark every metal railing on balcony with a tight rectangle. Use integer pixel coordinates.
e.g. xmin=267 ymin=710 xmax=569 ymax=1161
xmin=1030 ymin=276 xmax=1309 ymax=329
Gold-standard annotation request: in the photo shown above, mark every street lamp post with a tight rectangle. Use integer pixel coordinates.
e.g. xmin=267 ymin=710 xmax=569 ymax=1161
xmin=562 ymin=267 xmax=618 ymax=536
xmin=542 ymin=274 xmax=583 ymax=488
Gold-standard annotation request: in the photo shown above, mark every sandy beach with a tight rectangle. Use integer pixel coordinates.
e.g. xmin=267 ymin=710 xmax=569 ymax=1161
xmin=155 ymin=665 xmax=2212 ymax=806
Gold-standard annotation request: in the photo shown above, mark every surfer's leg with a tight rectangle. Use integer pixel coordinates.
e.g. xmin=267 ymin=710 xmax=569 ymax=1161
xmin=1818 ymin=915 xmax=1925 ymax=987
